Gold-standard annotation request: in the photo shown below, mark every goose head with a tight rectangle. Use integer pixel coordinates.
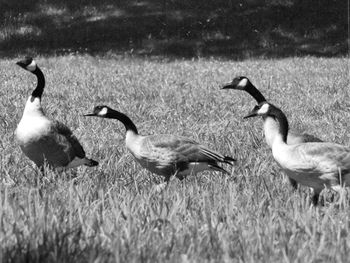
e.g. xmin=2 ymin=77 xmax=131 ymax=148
xmin=243 ymin=102 xmax=271 ymax=119
xmin=84 ymin=105 xmax=138 ymax=134
xmin=16 ymin=57 xmax=37 ymax=72
xmin=84 ymin=105 xmax=111 ymax=118
xmin=244 ymin=102 xmax=289 ymax=143
xmin=222 ymin=76 xmax=250 ymax=90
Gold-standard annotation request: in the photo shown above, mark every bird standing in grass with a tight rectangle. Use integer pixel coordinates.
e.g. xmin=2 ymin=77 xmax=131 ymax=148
xmin=244 ymin=101 xmax=350 ymax=205
xmin=85 ymin=105 xmax=235 ymax=187
xmin=15 ymin=57 xmax=98 ymax=171
xmin=222 ymin=76 xmax=323 ymax=189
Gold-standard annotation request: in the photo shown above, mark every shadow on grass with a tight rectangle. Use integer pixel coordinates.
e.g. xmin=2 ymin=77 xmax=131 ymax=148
xmin=2 ymin=226 xmax=115 ymax=263
xmin=0 ymin=0 xmax=347 ymax=59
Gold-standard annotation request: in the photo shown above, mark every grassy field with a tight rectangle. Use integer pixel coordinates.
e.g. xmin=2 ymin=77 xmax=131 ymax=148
xmin=0 ymin=55 xmax=349 ymax=262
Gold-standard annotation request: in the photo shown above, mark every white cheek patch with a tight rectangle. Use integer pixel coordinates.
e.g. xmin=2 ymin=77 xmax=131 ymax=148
xmin=238 ymin=78 xmax=248 ymax=87
xmin=26 ymin=60 xmax=37 ymax=72
xmin=98 ymin=107 xmax=108 ymax=116
xmin=257 ymin=103 xmax=269 ymax=115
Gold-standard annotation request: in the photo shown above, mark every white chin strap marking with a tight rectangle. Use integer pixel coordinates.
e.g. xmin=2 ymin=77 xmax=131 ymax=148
xmin=98 ymin=107 xmax=108 ymax=116
xmin=26 ymin=60 xmax=37 ymax=72
xmin=238 ymin=78 xmax=248 ymax=87
xmin=257 ymin=103 xmax=269 ymax=115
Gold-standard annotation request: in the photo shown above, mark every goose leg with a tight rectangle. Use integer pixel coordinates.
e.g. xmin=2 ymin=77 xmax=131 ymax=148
xmin=152 ymin=175 xmax=171 ymax=193
xmin=175 ymin=173 xmax=185 ymax=181
xmin=311 ymin=189 xmax=322 ymax=206
xmin=288 ymin=178 xmax=298 ymax=190
xmin=311 ymin=193 xmax=319 ymax=206
xmin=34 ymin=165 xmax=45 ymax=198
xmin=34 ymin=165 xmax=45 ymax=187
xmin=40 ymin=165 xmax=45 ymax=175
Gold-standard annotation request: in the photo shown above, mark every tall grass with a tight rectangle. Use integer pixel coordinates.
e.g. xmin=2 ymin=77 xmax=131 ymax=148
xmin=0 ymin=55 xmax=349 ymax=262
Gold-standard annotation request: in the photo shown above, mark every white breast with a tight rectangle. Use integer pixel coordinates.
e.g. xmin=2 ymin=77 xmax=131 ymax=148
xmin=271 ymin=142 xmax=316 ymax=188
xmin=125 ymin=130 xmax=144 ymax=159
xmin=16 ymin=115 xmax=51 ymax=144
xmin=15 ymin=97 xmax=51 ymax=146
xmin=263 ymin=117 xmax=280 ymax=148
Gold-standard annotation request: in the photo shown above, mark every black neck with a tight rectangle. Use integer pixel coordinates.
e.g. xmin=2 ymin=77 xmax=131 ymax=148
xmin=106 ymin=109 xmax=138 ymax=134
xmin=246 ymin=82 xmax=266 ymax=104
xmin=31 ymin=67 xmax=45 ymax=98
xmin=270 ymin=108 xmax=289 ymax=143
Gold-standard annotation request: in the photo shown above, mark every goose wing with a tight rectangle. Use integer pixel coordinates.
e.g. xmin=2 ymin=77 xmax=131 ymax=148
xmin=51 ymin=120 xmax=86 ymax=159
xmin=294 ymin=143 xmax=350 ymax=174
xmin=288 ymin=131 xmax=323 ymax=144
xmin=142 ymin=134 xmax=233 ymax=164
xmin=300 ymin=133 xmax=323 ymax=143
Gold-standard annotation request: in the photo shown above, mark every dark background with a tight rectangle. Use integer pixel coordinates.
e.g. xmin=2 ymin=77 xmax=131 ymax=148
xmin=0 ymin=0 xmax=347 ymax=58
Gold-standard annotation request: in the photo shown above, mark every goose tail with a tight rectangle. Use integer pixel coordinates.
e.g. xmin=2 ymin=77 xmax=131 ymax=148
xmin=208 ymin=163 xmax=229 ymax=174
xmin=84 ymin=158 xmax=99 ymax=167
xmin=223 ymin=156 xmax=236 ymax=165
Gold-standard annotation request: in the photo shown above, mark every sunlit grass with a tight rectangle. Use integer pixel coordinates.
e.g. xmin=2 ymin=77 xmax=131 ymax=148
xmin=0 ymin=55 xmax=349 ymax=262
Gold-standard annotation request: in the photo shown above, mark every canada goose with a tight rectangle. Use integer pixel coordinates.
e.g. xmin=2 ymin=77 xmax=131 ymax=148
xmin=15 ymin=57 xmax=98 ymax=171
xmin=85 ymin=106 xmax=235 ymax=185
xmin=222 ymin=76 xmax=323 ymax=189
xmin=244 ymin=101 xmax=350 ymax=205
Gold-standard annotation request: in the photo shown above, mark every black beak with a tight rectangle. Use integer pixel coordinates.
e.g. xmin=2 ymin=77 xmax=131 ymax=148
xmin=221 ymin=83 xmax=234 ymax=89
xmin=243 ymin=112 xmax=258 ymax=119
xmin=84 ymin=113 xmax=96 ymax=117
xmin=16 ymin=61 xmax=26 ymax=68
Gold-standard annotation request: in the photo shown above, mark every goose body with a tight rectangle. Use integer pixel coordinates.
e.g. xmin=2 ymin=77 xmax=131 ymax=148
xmin=272 ymin=142 xmax=350 ymax=190
xmin=245 ymin=102 xmax=350 ymax=205
xmin=86 ymin=106 xmax=235 ymax=182
xmin=15 ymin=57 xmax=98 ymax=170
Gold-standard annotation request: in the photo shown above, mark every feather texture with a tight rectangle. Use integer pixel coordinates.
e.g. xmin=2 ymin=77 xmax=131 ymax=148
xmin=126 ymin=132 xmax=234 ymax=180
